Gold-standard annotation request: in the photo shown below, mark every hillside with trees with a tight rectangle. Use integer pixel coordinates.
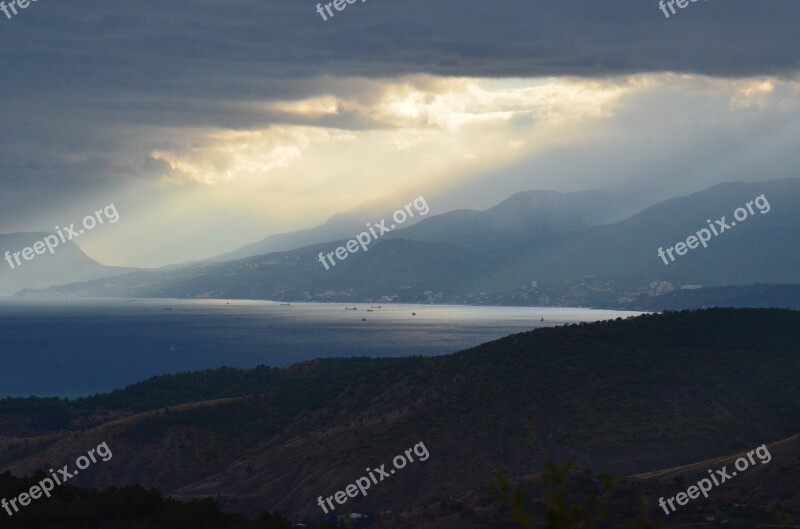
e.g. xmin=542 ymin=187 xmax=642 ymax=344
xmin=0 ymin=309 xmax=797 ymax=524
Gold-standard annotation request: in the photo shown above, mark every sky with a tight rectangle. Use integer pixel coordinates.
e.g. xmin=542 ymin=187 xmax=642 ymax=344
xmin=0 ymin=0 xmax=798 ymax=267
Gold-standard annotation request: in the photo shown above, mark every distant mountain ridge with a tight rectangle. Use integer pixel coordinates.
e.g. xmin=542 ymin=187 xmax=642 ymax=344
xmin=213 ymin=186 xmax=654 ymax=261
xmin=384 ymin=188 xmax=644 ymax=251
xmin=0 ymin=232 xmax=136 ymax=296
xmin=16 ymin=178 xmax=800 ymax=308
xmin=481 ymin=177 xmax=800 ymax=290
xmin=211 ymin=198 xmax=433 ymax=262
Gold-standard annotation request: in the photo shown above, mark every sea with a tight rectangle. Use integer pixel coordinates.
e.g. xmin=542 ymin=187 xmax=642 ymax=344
xmin=0 ymin=298 xmax=644 ymax=398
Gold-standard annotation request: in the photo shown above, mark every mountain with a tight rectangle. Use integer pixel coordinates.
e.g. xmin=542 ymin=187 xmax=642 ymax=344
xmin=0 ymin=309 xmax=797 ymax=522
xmin=19 ymin=179 xmax=800 ymax=308
xmin=384 ymin=188 xmax=645 ymax=252
xmin=483 ymin=177 xmax=800 ymax=291
xmin=214 ymin=186 xmax=654 ymax=263
xmin=211 ymin=198 xmax=434 ymax=262
xmin=0 ymin=232 xmax=136 ymax=296
xmin=14 ymin=237 xmax=494 ymax=300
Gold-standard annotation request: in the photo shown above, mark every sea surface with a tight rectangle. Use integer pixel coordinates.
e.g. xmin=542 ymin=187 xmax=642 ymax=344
xmin=0 ymin=298 xmax=644 ymax=398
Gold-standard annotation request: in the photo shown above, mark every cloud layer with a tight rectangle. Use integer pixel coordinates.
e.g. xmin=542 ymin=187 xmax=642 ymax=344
xmin=0 ymin=0 xmax=798 ymax=266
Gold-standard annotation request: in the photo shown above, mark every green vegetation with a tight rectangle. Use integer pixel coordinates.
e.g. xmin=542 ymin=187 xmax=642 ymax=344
xmin=0 ymin=309 xmax=797 ymax=520
xmin=0 ymin=397 xmax=70 ymax=432
xmin=494 ymin=461 xmax=663 ymax=529
xmin=496 ymin=462 xmax=625 ymax=529
xmin=495 ymin=457 xmax=794 ymax=529
xmin=0 ymin=471 xmax=293 ymax=528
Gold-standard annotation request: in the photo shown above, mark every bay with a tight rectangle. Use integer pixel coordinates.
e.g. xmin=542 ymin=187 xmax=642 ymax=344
xmin=0 ymin=298 xmax=644 ymax=398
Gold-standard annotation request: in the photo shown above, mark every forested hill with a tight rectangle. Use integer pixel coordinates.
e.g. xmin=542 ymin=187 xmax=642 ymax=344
xmin=0 ymin=308 xmax=798 ymax=521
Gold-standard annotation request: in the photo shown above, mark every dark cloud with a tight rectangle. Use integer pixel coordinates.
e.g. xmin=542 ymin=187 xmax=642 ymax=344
xmin=1 ymin=0 xmax=798 ymax=109
xmin=0 ymin=0 xmax=798 ymax=258
xmin=1 ymin=0 xmax=796 ymax=145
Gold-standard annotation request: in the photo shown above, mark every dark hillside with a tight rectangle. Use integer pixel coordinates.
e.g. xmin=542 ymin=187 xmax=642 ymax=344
xmin=0 ymin=309 xmax=797 ymax=520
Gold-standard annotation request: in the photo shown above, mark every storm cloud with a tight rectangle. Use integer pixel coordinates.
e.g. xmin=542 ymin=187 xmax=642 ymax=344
xmin=0 ymin=0 xmax=798 ymax=266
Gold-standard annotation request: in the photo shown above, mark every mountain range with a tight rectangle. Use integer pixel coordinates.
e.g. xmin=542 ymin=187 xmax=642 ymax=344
xmin=212 ymin=185 xmax=654 ymax=263
xmin=16 ymin=178 xmax=800 ymax=310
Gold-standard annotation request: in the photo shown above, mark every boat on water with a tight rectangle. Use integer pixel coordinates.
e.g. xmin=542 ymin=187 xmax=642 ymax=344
xmin=345 ymin=307 xmax=357 ymax=310
xmin=280 ymin=303 xmax=291 ymax=306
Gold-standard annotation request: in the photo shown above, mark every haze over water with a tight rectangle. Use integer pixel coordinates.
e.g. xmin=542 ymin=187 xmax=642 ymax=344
xmin=0 ymin=298 xmax=643 ymax=398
